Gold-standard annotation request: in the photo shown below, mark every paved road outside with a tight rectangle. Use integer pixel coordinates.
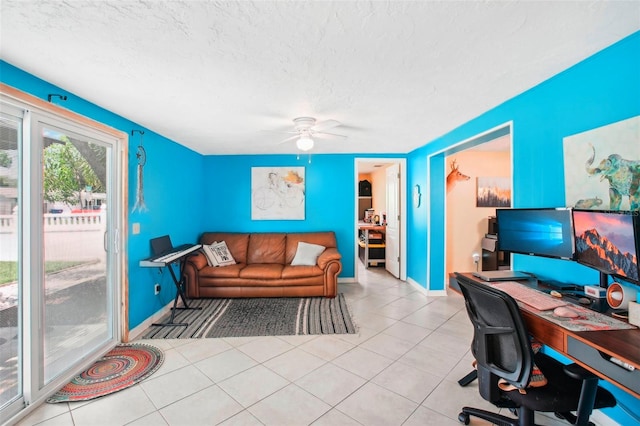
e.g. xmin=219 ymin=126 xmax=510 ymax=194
xmin=0 ymin=262 xmax=106 ymax=408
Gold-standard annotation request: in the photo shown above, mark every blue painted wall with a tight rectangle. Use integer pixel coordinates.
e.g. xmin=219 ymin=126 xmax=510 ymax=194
xmin=127 ymin=139 xmax=204 ymax=328
xmin=0 ymin=61 xmax=205 ymax=330
xmin=407 ymin=154 xmax=428 ymax=285
xmin=406 ymin=32 xmax=640 ymax=424
xmin=202 ymin=154 xmax=356 ymax=277
xmin=202 ymin=153 xmax=404 ymax=279
xmin=407 ymin=32 xmax=640 ymax=291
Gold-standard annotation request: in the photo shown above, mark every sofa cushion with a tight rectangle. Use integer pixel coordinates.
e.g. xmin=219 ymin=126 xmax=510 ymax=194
xmin=247 ymin=233 xmax=286 ymax=264
xmin=239 ymin=263 xmax=284 ymax=279
xmin=282 ymin=265 xmax=323 ymax=278
xmin=199 ymin=263 xmax=244 ymax=278
xmin=291 ymin=242 xmax=325 ymax=266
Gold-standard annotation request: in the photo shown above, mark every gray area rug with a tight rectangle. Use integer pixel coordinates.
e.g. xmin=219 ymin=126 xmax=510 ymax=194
xmin=142 ymin=294 xmax=357 ymax=339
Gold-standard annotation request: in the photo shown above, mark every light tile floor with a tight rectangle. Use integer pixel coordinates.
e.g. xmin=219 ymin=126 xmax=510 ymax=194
xmin=17 ymin=265 xmax=617 ymax=426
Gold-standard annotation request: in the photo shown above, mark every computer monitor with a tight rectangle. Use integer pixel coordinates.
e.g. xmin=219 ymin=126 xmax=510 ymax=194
xmin=496 ymin=208 xmax=575 ymax=260
xmin=572 ymin=209 xmax=640 ymax=287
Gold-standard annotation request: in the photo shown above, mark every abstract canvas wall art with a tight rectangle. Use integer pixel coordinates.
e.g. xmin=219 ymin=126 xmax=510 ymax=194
xmin=251 ymin=167 xmax=305 ymax=220
xmin=563 ymin=116 xmax=640 ymax=211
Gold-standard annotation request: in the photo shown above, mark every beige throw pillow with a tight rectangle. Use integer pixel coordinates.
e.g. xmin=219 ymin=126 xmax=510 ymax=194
xmin=291 ymin=242 xmax=326 ymax=266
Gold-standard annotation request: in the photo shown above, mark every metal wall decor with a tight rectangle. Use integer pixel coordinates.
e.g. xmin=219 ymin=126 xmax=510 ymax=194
xmin=131 ymin=130 xmax=148 ymax=212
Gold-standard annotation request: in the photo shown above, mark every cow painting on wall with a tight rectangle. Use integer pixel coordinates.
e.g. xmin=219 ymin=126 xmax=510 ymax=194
xmin=563 ymin=116 xmax=640 ymax=211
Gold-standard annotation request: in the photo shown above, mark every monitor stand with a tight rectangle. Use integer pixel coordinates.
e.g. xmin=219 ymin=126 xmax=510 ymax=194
xmin=599 ymin=271 xmax=609 ymax=289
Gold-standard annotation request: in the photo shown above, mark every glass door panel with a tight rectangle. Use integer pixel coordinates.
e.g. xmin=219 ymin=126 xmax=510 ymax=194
xmin=39 ymin=124 xmax=112 ymax=384
xmin=0 ymin=110 xmax=22 ymax=410
xmin=0 ymin=93 xmax=122 ymax=421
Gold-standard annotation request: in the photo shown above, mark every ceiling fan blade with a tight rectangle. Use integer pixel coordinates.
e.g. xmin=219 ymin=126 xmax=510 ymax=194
xmin=313 ymin=119 xmax=341 ymax=132
xmin=314 ymin=131 xmax=348 ymax=139
xmin=277 ymin=134 xmax=301 ymax=144
xmin=261 ymin=129 xmax=298 ymax=135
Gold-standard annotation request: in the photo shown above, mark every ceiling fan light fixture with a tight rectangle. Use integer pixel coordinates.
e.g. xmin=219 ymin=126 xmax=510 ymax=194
xmin=296 ymin=135 xmax=314 ymax=151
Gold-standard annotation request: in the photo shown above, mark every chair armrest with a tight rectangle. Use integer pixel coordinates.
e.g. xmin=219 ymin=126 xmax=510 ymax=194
xmin=317 ymin=248 xmax=341 ymax=269
xmin=563 ymin=363 xmax=598 ymax=381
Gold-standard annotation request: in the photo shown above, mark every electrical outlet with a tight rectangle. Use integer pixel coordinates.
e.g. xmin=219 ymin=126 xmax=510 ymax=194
xmin=472 ymin=253 xmax=480 ymax=263
xmin=154 ymin=283 xmax=161 ymax=295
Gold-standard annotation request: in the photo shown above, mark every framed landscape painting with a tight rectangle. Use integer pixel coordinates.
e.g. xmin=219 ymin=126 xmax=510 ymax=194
xmin=476 ymin=177 xmax=511 ymax=208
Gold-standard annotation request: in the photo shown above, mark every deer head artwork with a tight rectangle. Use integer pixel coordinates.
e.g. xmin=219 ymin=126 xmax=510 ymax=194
xmin=446 ymin=160 xmax=470 ymax=193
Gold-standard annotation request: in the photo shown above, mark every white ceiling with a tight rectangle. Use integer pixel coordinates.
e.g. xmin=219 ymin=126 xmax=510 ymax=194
xmin=1 ymin=1 xmax=638 ymax=156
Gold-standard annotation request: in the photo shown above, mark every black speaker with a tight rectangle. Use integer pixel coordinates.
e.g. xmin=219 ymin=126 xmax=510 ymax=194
xmin=487 ymin=216 xmax=497 ymax=235
xmin=359 ymin=180 xmax=372 ymax=196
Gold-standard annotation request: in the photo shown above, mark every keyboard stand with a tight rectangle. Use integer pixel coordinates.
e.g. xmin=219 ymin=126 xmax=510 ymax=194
xmin=141 ymin=245 xmax=202 ymax=327
xmin=157 ymin=258 xmax=201 ymax=327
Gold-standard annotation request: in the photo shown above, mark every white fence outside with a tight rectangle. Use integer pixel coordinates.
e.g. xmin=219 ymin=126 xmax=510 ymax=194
xmin=0 ymin=211 xmax=106 ymax=262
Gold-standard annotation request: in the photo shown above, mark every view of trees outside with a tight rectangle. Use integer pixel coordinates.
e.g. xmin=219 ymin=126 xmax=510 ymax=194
xmin=42 ymin=133 xmax=106 ymax=210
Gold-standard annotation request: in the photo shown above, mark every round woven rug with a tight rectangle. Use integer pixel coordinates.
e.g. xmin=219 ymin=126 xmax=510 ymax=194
xmin=47 ymin=343 xmax=164 ymax=403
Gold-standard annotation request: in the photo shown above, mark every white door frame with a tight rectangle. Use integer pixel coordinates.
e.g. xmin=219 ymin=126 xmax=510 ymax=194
xmin=354 ymin=158 xmax=407 ymax=283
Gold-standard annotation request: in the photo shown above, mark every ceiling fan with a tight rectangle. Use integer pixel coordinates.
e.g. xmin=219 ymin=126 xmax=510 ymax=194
xmin=278 ymin=117 xmax=347 ymax=151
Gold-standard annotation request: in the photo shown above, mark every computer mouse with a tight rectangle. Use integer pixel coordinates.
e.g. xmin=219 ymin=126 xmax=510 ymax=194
xmin=553 ymin=306 xmax=579 ymax=318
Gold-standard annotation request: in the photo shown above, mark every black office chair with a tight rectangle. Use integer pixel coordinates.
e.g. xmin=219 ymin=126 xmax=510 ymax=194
xmin=454 ymin=273 xmax=616 ymax=426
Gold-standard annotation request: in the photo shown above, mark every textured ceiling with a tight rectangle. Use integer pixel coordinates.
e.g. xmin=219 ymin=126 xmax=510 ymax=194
xmin=1 ymin=1 xmax=638 ymax=155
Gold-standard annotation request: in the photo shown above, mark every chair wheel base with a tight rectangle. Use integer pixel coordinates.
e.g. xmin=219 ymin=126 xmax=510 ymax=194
xmin=458 ymin=412 xmax=470 ymax=425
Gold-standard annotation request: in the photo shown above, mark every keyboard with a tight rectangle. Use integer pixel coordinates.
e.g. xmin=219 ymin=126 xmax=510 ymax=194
xmin=139 ymin=244 xmax=202 ymax=267
xmin=492 ymin=281 xmax=567 ymax=311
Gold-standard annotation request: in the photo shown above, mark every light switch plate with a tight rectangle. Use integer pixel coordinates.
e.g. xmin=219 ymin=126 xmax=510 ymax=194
xmin=132 ymin=223 xmax=140 ymax=235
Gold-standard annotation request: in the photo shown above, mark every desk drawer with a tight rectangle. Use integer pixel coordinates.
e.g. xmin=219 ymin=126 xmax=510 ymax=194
xmin=567 ymin=335 xmax=640 ymax=395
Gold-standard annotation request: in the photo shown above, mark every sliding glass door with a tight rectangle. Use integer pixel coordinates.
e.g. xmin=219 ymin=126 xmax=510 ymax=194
xmin=37 ymin=121 xmax=114 ymax=384
xmin=0 ymin=93 xmax=124 ymax=421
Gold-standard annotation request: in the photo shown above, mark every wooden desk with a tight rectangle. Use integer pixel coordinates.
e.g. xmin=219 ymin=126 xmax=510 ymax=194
xmin=458 ymin=273 xmax=640 ymax=399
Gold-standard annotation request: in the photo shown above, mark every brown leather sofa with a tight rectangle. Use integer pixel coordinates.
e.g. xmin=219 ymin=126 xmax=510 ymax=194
xmin=184 ymin=231 xmax=342 ymax=298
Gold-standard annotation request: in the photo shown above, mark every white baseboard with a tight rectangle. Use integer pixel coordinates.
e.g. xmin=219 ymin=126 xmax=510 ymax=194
xmin=127 ymin=301 xmax=173 ymax=341
xmin=407 ymin=277 xmax=448 ymax=297
xmin=407 ymin=277 xmax=428 ymax=296
xmin=338 ymin=277 xmax=357 ymax=283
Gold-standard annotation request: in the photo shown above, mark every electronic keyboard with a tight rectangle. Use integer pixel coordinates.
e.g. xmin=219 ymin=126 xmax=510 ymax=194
xmin=139 ymin=244 xmax=201 ymax=267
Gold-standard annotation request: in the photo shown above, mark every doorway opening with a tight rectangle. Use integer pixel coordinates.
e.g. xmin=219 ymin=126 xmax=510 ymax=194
xmin=444 ymin=124 xmax=513 ymax=289
xmin=354 ymin=158 xmax=407 ymax=283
